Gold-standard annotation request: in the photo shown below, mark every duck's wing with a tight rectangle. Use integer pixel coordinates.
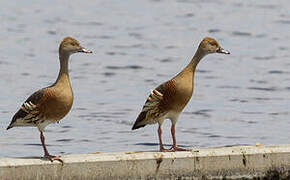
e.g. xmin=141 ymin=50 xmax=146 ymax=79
xmin=7 ymin=89 xmax=46 ymax=130
xmin=132 ymin=79 xmax=176 ymax=130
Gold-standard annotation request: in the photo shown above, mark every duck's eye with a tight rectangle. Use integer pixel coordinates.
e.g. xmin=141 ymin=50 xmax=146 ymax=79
xmin=209 ymin=42 xmax=216 ymax=47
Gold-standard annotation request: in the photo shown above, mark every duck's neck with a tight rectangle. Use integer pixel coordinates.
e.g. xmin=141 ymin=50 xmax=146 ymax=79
xmin=54 ymin=52 xmax=71 ymax=86
xmin=178 ymin=47 xmax=206 ymax=77
xmin=187 ymin=48 xmax=206 ymax=72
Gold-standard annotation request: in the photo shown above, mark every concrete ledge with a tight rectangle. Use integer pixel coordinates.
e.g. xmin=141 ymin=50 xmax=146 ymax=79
xmin=1 ymin=145 xmax=290 ymax=179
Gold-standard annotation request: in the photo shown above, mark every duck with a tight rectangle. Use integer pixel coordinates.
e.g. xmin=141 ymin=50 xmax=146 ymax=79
xmin=7 ymin=37 xmax=92 ymax=162
xmin=132 ymin=37 xmax=230 ymax=152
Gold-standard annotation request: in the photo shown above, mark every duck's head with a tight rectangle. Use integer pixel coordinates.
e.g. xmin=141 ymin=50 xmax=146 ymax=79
xmin=199 ymin=37 xmax=230 ymax=55
xmin=59 ymin=37 xmax=92 ymax=55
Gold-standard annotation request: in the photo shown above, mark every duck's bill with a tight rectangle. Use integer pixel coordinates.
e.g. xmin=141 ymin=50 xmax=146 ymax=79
xmin=79 ymin=47 xmax=93 ymax=53
xmin=217 ymin=48 xmax=230 ymax=54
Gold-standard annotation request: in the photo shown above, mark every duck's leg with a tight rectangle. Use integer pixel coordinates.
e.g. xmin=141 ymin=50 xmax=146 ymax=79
xmin=158 ymin=123 xmax=173 ymax=152
xmin=40 ymin=131 xmax=63 ymax=163
xmin=170 ymin=124 xmax=190 ymax=151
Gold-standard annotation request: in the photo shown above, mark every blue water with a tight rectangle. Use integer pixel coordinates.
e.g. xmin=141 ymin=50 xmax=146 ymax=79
xmin=0 ymin=0 xmax=290 ymax=157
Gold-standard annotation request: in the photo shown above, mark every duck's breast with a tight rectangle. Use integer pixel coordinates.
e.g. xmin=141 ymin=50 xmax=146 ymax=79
xmin=39 ymin=87 xmax=73 ymax=121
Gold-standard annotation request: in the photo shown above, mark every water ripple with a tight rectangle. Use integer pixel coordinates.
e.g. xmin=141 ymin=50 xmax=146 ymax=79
xmin=56 ymin=139 xmax=73 ymax=142
xmin=248 ymin=87 xmax=277 ymax=91
xmin=208 ymin=29 xmax=221 ymax=33
xmin=253 ymin=56 xmax=275 ymax=61
xmin=232 ymin=31 xmax=252 ymax=36
xmin=106 ymin=65 xmax=143 ymax=70
xmin=268 ymin=70 xmax=286 ymax=74
xmin=184 ymin=109 xmax=213 ymax=118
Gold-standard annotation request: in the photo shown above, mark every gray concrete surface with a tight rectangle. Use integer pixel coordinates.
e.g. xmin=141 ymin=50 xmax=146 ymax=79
xmin=1 ymin=145 xmax=290 ymax=179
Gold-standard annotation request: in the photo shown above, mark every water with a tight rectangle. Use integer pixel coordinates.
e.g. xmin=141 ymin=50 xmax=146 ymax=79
xmin=0 ymin=0 xmax=290 ymax=157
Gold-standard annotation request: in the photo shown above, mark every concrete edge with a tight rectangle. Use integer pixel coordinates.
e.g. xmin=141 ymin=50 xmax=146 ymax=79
xmin=1 ymin=145 xmax=290 ymax=179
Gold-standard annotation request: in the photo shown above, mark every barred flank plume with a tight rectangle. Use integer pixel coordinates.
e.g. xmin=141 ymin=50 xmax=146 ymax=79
xmin=7 ymin=89 xmax=44 ymax=130
xmin=132 ymin=84 xmax=171 ymax=130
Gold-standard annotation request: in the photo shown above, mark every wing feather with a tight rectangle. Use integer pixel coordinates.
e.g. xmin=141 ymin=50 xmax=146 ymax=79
xmin=7 ymin=89 xmax=46 ymax=130
xmin=132 ymin=79 xmax=176 ymax=130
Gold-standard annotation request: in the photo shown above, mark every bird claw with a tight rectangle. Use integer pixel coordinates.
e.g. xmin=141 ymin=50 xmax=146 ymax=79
xmin=160 ymin=148 xmax=175 ymax=152
xmin=160 ymin=145 xmax=191 ymax=152
xmin=169 ymin=146 xmax=191 ymax=152
xmin=44 ymin=154 xmax=63 ymax=164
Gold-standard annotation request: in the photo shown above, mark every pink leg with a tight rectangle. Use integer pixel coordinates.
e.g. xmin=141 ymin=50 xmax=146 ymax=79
xmin=158 ymin=124 xmax=173 ymax=152
xmin=40 ymin=131 xmax=63 ymax=163
xmin=170 ymin=124 xmax=190 ymax=151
